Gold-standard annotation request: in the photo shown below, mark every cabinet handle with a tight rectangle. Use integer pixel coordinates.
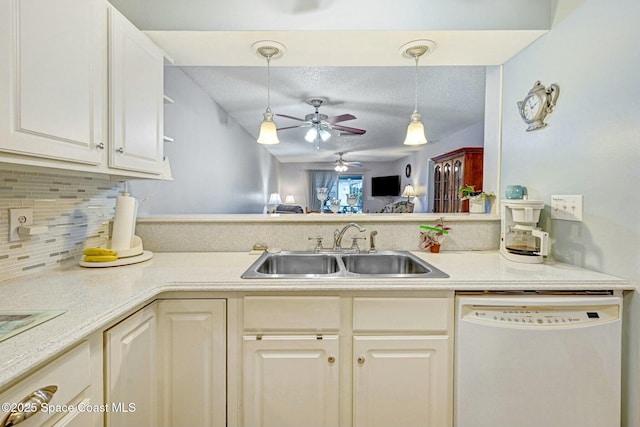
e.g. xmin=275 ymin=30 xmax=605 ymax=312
xmin=1 ymin=385 xmax=58 ymax=427
xmin=116 ymin=147 xmax=125 ymax=154
xmin=357 ymin=356 xmax=366 ymax=365
xmin=96 ymin=143 xmax=105 ymax=150
xmin=328 ymin=356 xmax=336 ymax=364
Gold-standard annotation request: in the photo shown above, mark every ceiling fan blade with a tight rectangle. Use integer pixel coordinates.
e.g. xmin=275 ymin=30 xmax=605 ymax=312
xmin=332 ymin=124 xmax=366 ymax=135
xmin=345 ymin=161 xmax=363 ymax=167
xmin=276 ymin=113 xmax=306 ymax=122
xmin=326 ymin=114 xmax=356 ymax=124
xmin=276 ymin=125 xmax=305 ymax=131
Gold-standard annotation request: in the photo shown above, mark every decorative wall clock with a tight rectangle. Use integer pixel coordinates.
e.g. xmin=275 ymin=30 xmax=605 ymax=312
xmin=517 ymin=81 xmax=560 ymax=131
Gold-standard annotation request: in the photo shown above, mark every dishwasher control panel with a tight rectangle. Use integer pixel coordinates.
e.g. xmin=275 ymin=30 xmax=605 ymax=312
xmin=462 ymin=305 xmax=619 ymax=327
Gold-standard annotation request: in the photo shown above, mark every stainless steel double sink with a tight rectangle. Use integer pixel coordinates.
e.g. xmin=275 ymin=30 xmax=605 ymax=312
xmin=241 ymin=250 xmax=449 ymax=279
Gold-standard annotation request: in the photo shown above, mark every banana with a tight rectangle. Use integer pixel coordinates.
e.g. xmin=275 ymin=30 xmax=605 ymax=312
xmin=83 ymin=255 xmax=118 ymax=262
xmin=83 ymin=247 xmax=117 ymax=256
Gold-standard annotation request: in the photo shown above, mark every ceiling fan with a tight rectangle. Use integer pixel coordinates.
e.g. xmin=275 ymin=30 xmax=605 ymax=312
xmin=276 ymin=98 xmax=366 ymax=148
xmin=334 ymin=152 xmax=362 ymax=172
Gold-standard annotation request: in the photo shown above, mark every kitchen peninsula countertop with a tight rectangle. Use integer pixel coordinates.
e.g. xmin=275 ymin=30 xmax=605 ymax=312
xmin=0 ymin=251 xmax=632 ymax=389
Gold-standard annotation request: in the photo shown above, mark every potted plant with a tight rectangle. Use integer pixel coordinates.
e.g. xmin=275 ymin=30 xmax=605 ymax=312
xmin=419 ymin=219 xmax=451 ymax=253
xmin=458 ymin=185 xmax=494 ymax=213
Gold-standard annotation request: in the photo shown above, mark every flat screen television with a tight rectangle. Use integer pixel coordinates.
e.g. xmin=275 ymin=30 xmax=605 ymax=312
xmin=371 ymin=175 xmax=401 ymax=197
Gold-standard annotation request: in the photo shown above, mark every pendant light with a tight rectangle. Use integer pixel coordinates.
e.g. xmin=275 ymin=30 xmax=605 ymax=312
xmin=253 ymin=41 xmax=286 ymax=145
xmin=399 ymin=40 xmax=436 ymax=145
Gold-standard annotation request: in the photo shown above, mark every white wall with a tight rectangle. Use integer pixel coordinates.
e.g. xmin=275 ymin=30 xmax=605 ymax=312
xmin=501 ymin=0 xmax=640 ymax=424
xmin=129 ymin=67 xmax=280 ymax=214
xmin=483 ymin=65 xmax=502 ymax=199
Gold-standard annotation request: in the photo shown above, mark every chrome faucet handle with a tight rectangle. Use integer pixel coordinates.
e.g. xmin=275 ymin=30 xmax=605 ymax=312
xmin=369 ymin=230 xmax=378 ymax=252
xmin=308 ymin=236 xmax=325 ymax=253
xmin=350 ymin=237 xmax=366 ymax=252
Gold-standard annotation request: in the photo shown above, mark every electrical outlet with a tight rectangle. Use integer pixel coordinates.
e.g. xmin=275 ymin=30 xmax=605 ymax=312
xmin=9 ymin=208 xmax=33 ymax=242
xmin=551 ymin=195 xmax=583 ymax=221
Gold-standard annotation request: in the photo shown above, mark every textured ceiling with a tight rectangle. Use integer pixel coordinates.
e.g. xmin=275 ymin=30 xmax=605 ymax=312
xmin=107 ymin=0 xmax=571 ymax=163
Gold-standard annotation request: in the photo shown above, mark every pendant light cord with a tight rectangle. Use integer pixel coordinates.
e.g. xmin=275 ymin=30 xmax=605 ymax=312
xmin=266 ymin=55 xmax=272 ymax=111
xmin=413 ymin=54 xmax=419 ymax=114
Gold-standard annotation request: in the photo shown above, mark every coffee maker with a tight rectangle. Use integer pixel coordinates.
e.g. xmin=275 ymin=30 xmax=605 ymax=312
xmin=500 ymin=200 xmax=549 ymax=263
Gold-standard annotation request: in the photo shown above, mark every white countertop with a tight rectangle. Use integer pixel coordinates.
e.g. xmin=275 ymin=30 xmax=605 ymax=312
xmin=0 ymin=251 xmax=631 ymax=389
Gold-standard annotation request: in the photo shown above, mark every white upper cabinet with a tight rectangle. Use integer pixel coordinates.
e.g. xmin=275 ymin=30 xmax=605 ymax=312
xmin=108 ymin=6 xmax=164 ymax=175
xmin=0 ymin=0 xmax=106 ymax=165
xmin=0 ymin=0 xmax=167 ymax=177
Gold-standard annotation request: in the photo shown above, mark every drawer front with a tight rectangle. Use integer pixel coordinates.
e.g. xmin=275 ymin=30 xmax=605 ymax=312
xmin=353 ymin=297 xmax=450 ymax=332
xmin=244 ymin=296 xmax=340 ymax=332
xmin=0 ymin=341 xmax=91 ymax=427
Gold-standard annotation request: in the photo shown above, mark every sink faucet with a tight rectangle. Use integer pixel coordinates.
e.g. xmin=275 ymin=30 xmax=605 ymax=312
xmin=334 ymin=223 xmax=366 ymax=250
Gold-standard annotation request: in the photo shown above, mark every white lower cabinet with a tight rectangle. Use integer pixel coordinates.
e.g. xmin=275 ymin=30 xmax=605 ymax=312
xmin=157 ymin=299 xmax=226 ymax=427
xmin=353 ymin=336 xmax=449 ymax=427
xmin=0 ymin=338 xmax=103 ymax=427
xmin=105 ymin=303 xmax=158 ymax=427
xmin=104 ymin=299 xmax=226 ymax=427
xmin=243 ymin=335 xmax=340 ymax=427
xmin=351 ymin=297 xmax=452 ymax=427
xmin=241 ymin=295 xmax=453 ymax=427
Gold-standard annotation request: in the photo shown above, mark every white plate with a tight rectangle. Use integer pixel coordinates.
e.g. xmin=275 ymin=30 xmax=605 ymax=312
xmin=79 ymin=250 xmax=153 ymax=268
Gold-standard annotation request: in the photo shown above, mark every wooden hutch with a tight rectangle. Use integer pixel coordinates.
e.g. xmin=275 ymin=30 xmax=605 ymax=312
xmin=431 ymin=147 xmax=483 ymax=213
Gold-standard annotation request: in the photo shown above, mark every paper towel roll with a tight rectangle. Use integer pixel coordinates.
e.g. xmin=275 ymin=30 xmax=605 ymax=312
xmin=111 ymin=192 xmax=137 ymax=251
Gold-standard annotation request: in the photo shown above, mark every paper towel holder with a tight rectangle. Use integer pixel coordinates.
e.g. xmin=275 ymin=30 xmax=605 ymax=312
xmin=106 ymin=235 xmax=144 ymax=258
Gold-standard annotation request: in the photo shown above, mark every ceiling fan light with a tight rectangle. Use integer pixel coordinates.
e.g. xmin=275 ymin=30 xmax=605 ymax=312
xmin=404 ymin=112 xmax=428 ymax=145
xmin=319 ymin=129 xmax=331 ymax=142
xmin=257 ymin=110 xmax=279 ymax=145
xmin=335 ymin=163 xmax=348 ymax=172
xmin=305 ymin=127 xmax=318 ymax=143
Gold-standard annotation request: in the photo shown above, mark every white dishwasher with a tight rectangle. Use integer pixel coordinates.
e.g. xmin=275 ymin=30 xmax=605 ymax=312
xmin=455 ymin=293 xmax=621 ymax=427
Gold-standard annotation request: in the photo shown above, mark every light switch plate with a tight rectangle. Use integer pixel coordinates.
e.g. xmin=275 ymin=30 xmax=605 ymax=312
xmin=551 ymin=195 xmax=583 ymax=221
xmin=9 ymin=208 xmax=33 ymax=242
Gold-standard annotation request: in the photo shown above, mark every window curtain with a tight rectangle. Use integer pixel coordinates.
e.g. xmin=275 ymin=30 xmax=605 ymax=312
xmin=307 ymin=170 xmax=338 ymax=212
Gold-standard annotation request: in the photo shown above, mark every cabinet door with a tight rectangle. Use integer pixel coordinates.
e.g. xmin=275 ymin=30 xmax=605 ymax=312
xmin=442 ymin=161 xmax=452 ymax=213
xmin=243 ymin=335 xmax=339 ymax=427
xmin=108 ymin=6 xmax=164 ymax=174
xmin=0 ymin=0 xmax=106 ymax=165
xmin=451 ymin=156 xmax=465 ymax=212
xmin=432 ymin=163 xmax=442 ymax=213
xmin=353 ymin=336 xmax=450 ymax=427
xmin=157 ymin=300 xmax=226 ymax=427
xmin=105 ymin=304 xmax=158 ymax=427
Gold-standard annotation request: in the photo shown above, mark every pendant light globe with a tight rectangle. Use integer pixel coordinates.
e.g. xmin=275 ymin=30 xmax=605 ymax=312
xmin=404 ymin=112 xmax=428 ymax=145
xmin=258 ymin=109 xmax=279 ymax=144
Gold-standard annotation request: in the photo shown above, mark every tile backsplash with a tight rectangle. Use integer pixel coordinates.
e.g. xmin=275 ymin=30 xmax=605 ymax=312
xmin=0 ymin=170 xmax=123 ymax=282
